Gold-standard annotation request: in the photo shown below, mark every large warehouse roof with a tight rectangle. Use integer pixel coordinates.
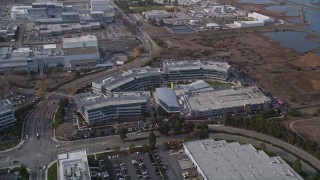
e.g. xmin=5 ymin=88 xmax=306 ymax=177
xmin=184 ymin=139 xmax=303 ymax=180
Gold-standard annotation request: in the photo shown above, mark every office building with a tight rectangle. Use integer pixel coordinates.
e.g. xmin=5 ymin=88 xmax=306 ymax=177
xmin=181 ymin=87 xmax=271 ymax=118
xmin=91 ymin=0 xmax=114 ymax=12
xmin=92 ymin=67 xmax=162 ymax=94
xmin=184 ymin=139 xmax=303 ymax=180
xmin=163 ymin=60 xmax=230 ymax=82
xmin=142 ymin=10 xmax=171 ymax=20
xmin=154 ymin=87 xmax=180 ymax=113
xmin=57 ymin=150 xmax=91 ymax=180
xmin=63 ymin=35 xmax=100 ymax=68
xmin=74 ymin=92 xmax=151 ymax=124
xmin=0 ymin=46 xmax=64 ymax=73
xmin=0 ymin=99 xmax=16 ymax=130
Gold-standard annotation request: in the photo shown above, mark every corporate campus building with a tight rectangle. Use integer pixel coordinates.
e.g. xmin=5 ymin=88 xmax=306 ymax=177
xmin=183 ymin=139 xmax=303 ymax=180
xmin=0 ymin=99 xmax=15 ymax=130
xmin=74 ymin=91 xmax=151 ymax=125
xmin=74 ymin=60 xmax=270 ymax=124
xmin=0 ymin=35 xmax=100 ymax=72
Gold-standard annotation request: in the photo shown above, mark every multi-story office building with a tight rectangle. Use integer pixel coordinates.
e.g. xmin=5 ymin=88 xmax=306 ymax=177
xmin=74 ymin=92 xmax=151 ymax=125
xmin=182 ymin=87 xmax=271 ymax=119
xmin=162 ymin=60 xmax=230 ymax=82
xmin=92 ymin=67 xmax=162 ymax=94
xmin=0 ymin=99 xmax=16 ymax=130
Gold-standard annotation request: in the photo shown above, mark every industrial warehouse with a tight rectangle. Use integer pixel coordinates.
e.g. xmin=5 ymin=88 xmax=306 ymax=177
xmin=0 ymin=35 xmax=100 ymax=72
xmin=75 ymin=60 xmax=270 ymax=124
xmin=183 ymin=139 xmax=303 ymax=180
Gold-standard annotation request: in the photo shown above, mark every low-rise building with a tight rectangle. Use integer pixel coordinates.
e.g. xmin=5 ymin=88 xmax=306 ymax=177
xmin=142 ymin=10 xmax=171 ymax=20
xmin=181 ymin=86 xmax=270 ymax=118
xmin=154 ymin=87 xmax=180 ymax=113
xmin=57 ymin=150 xmax=91 ymax=180
xmin=63 ymin=35 xmax=100 ymax=68
xmin=248 ymin=12 xmax=275 ymax=23
xmin=0 ymin=99 xmax=16 ymax=130
xmin=74 ymin=92 xmax=151 ymax=124
xmin=92 ymin=67 xmax=162 ymax=94
xmin=184 ymin=139 xmax=303 ymax=180
xmin=163 ymin=60 xmax=230 ymax=82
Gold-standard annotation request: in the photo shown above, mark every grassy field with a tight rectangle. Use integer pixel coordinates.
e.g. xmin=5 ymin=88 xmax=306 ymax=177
xmin=47 ymin=162 xmax=57 ymax=180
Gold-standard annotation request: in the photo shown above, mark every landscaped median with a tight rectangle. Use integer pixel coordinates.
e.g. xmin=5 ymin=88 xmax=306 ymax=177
xmin=53 ymin=99 xmax=69 ymax=129
xmin=47 ymin=162 xmax=57 ymax=180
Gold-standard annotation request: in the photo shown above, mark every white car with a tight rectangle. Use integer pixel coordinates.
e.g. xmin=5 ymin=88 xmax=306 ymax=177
xmin=25 ymin=135 xmax=28 ymax=139
xmin=55 ymin=145 xmax=60 ymax=148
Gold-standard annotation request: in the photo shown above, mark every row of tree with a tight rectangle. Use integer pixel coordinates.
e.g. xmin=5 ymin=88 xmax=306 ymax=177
xmin=54 ymin=99 xmax=69 ymax=129
xmin=224 ymin=112 xmax=320 ymax=160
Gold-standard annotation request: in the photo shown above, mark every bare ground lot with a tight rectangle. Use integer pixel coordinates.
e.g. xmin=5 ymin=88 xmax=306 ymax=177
xmin=291 ymin=119 xmax=320 ymax=144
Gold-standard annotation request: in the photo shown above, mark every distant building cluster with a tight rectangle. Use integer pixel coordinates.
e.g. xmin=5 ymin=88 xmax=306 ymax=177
xmin=0 ymin=35 xmax=100 ymax=72
xmin=11 ymin=0 xmax=114 ymax=35
xmin=0 ymin=99 xmax=16 ymax=130
xmin=74 ymin=60 xmax=270 ymax=124
xmin=183 ymin=139 xmax=303 ymax=180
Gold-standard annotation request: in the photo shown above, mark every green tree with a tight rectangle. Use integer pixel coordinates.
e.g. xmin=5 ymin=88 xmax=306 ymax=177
xmin=310 ymin=172 xmax=320 ymax=180
xmin=148 ymin=131 xmax=157 ymax=149
xmin=292 ymin=159 xmax=302 ymax=174
xmin=19 ymin=164 xmax=29 ymax=180
xmin=185 ymin=121 xmax=195 ymax=132
xmin=158 ymin=121 xmax=170 ymax=136
xmin=174 ymin=120 xmax=182 ymax=133
xmin=197 ymin=122 xmax=208 ymax=131
xmin=118 ymin=128 xmax=128 ymax=140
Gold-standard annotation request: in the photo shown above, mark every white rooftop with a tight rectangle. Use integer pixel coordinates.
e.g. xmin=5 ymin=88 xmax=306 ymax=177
xmin=186 ymin=87 xmax=270 ymax=111
xmin=58 ymin=149 xmax=91 ymax=180
xmin=184 ymin=139 xmax=303 ymax=180
xmin=163 ymin=60 xmax=230 ymax=72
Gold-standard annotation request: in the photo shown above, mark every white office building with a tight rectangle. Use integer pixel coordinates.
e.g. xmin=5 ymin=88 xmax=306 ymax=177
xmin=90 ymin=0 xmax=114 ymax=12
xmin=0 ymin=99 xmax=16 ymax=130
xmin=57 ymin=150 xmax=91 ymax=180
xmin=63 ymin=35 xmax=100 ymax=68
xmin=163 ymin=60 xmax=230 ymax=82
xmin=155 ymin=87 xmax=180 ymax=113
xmin=74 ymin=92 xmax=151 ymax=124
xmin=184 ymin=139 xmax=303 ymax=180
xmin=181 ymin=86 xmax=270 ymax=118
xmin=142 ymin=10 xmax=171 ymax=19
xmin=92 ymin=67 xmax=162 ymax=94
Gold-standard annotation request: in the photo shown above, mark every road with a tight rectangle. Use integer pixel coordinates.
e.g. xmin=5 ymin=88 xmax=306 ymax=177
xmin=0 ymin=2 xmax=319 ymax=180
xmin=0 ymin=4 xmax=158 ymax=179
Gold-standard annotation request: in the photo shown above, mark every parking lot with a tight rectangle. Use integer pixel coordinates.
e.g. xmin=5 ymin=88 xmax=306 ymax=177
xmin=89 ymin=145 xmax=185 ymax=180
xmin=0 ymin=88 xmax=36 ymax=110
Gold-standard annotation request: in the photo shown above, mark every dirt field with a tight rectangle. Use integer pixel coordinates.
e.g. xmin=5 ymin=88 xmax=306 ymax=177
xmin=291 ymin=119 xmax=320 ymax=144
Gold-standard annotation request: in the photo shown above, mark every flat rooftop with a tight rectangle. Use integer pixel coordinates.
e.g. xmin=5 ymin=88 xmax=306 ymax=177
xmin=57 ymin=150 xmax=91 ymax=180
xmin=63 ymin=35 xmax=97 ymax=44
xmin=64 ymin=46 xmax=98 ymax=55
xmin=184 ymin=139 xmax=303 ymax=180
xmin=186 ymin=87 xmax=270 ymax=111
xmin=75 ymin=92 xmax=150 ymax=111
xmin=155 ymin=87 xmax=180 ymax=108
xmin=163 ymin=60 xmax=230 ymax=72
